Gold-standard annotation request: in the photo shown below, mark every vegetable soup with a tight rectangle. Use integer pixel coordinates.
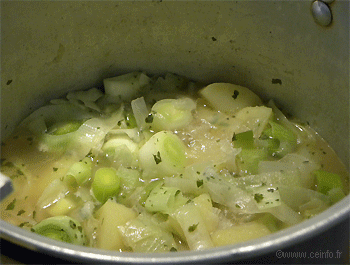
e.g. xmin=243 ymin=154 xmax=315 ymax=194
xmin=1 ymin=72 xmax=348 ymax=252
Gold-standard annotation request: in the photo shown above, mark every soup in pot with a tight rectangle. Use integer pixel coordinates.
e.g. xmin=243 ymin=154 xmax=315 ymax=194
xmin=1 ymin=72 xmax=348 ymax=252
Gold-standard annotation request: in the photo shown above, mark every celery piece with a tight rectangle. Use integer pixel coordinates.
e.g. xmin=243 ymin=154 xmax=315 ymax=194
xmin=313 ymin=170 xmax=343 ymax=195
xmin=120 ymin=213 xmax=177 ymax=253
xmin=232 ymin=130 xmax=254 ymax=149
xmin=150 ymin=98 xmax=196 ymax=131
xmin=145 ymin=185 xmax=188 ymax=214
xmin=266 ymin=121 xmax=297 ymax=158
xmin=237 ymin=148 xmax=268 ymax=175
xmin=31 ymin=216 xmax=86 ymax=245
xmin=92 ymin=167 xmax=121 ymax=203
xmin=65 ymin=157 xmax=92 ymax=185
xmin=199 ymin=83 xmax=263 ymax=115
xmin=139 ymin=131 xmax=187 ymax=178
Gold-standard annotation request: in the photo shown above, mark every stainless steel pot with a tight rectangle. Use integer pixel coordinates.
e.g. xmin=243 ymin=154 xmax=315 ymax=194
xmin=1 ymin=1 xmax=349 ymax=264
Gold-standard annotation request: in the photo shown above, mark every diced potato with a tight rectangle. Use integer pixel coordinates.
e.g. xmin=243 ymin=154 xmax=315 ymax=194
xmin=95 ymin=200 xmax=137 ymax=250
xmin=211 ymin=221 xmax=271 ymax=247
xmin=199 ymin=83 xmax=262 ymax=115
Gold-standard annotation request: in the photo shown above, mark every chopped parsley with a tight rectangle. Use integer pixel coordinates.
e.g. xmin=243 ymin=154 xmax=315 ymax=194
xmin=153 ymin=151 xmax=162 ymax=164
xmin=232 ymin=132 xmax=237 ymax=141
xmin=145 ymin=113 xmax=154 ymax=123
xmin=232 ymin=90 xmax=239 ymax=99
xmin=196 ymin=179 xmax=204 ymax=188
xmin=188 ymin=223 xmax=199 ymax=232
xmin=254 ymin=193 xmax=264 ymax=203
xmin=6 ymin=198 xmax=16 ymax=210
xmin=17 ymin=209 xmax=25 ymax=216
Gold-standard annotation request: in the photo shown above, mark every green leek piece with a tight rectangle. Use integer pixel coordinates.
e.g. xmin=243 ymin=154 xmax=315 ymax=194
xmin=139 ymin=131 xmax=187 ymax=178
xmin=327 ymin=187 xmax=346 ymax=204
xmin=266 ymin=121 xmax=297 ymax=158
xmin=232 ymin=130 xmax=254 ymax=149
xmin=31 ymin=216 xmax=86 ymax=245
xmin=139 ymin=180 xmax=163 ymax=207
xmin=145 ymin=185 xmax=188 ymax=214
xmin=237 ymin=148 xmax=268 ymax=175
xmin=47 ymin=120 xmax=83 ymax=135
xmin=120 ymin=213 xmax=178 ymax=253
xmin=313 ymin=170 xmax=343 ymax=195
xmin=150 ymin=98 xmax=196 ymax=131
xmin=92 ymin=167 xmax=121 ymax=203
xmin=65 ymin=157 xmax=92 ymax=185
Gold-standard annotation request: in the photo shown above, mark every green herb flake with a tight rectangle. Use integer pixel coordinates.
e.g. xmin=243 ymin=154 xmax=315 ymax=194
xmin=196 ymin=179 xmax=204 ymax=188
xmin=19 ymin=222 xmax=30 ymax=228
xmin=6 ymin=199 xmax=16 ymax=210
xmin=53 ymin=167 xmax=58 ymax=172
xmin=170 ymin=247 xmax=178 ymax=252
xmin=17 ymin=209 xmax=25 ymax=216
xmin=232 ymin=133 xmax=237 ymax=141
xmin=153 ymin=151 xmax=162 ymax=164
xmin=232 ymin=90 xmax=239 ymax=99
xmin=254 ymin=193 xmax=264 ymax=203
xmin=145 ymin=113 xmax=154 ymax=123
xmin=188 ymin=223 xmax=199 ymax=232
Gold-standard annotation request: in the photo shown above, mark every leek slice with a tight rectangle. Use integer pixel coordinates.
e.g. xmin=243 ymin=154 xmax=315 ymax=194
xmin=92 ymin=167 xmax=121 ymax=203
xmin=149 ymin=98 xmax=196 ymax=131
xmin=145 ymin=185 xmax=188 ymax=214
xmin=65 ymin=157 xmax=92 ymax=185
xmin=139 ymin=131 xmax=187 ymax=178
xmin=31 ymin=216 xmax=86 ymax=245
xmin=131 ymin=96 xmax=149 ymax=129
xmin=230 ymin=106 xmax=273 ymax=139
xmin=119 ymin=213 xmax=177 ymax=253
xmin=171 ymin=202 xmax=214 ymax=250
xmin=104 ymin=72 xmax=151 ymax=101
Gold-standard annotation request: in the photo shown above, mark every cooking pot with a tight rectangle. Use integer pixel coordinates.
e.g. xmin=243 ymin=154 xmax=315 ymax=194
xmin=1 ymin=1 xmax=349 ymax=264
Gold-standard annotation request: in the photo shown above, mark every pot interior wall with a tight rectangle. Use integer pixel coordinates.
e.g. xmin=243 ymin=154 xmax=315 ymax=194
xmin=1 ymin=1 xmax=349 ymax=168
